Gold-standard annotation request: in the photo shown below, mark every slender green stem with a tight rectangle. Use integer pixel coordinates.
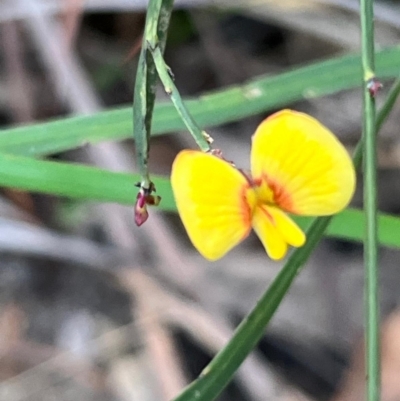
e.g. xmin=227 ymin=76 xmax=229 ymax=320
xmin=133 ymin=0 xmax=174 ymax=188
xmin=171 ymin=72 xmax=400 ymax=401
xmin=360 ymin=0 xmax=380 ymax=399
xmin=172 ymin=216 xmax=331 ymax=401
xmin=150 ymin=45 xmax=212 ymax=151
xmin=133 ymin=51 xmax=150 ymax=186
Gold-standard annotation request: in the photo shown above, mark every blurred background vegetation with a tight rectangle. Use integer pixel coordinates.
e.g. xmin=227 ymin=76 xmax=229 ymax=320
xmin=1 ymin=1 xmax=400 ymax=400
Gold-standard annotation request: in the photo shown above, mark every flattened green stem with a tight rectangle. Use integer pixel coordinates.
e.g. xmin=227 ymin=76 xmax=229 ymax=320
xmin=133 ymin=0 xmax=174 ymax=189
xmin=171 ymin=72 xmax=400 ymax=401
xmin=2 ymin=47 xmax=400 ymax=158
xmin=150 ymin=44 xmax=212 ymax=152
xmin=360 ymin=0 xmax=380 ymax=398
xmin=133 ymin=51 xmax=150 ymax=187
xmin=172 ymin=215 xmax=331 ymax=401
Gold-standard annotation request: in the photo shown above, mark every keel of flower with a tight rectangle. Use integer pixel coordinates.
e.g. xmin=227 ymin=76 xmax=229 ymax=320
xmin=171 ymin=109 xmax=356 ymax=261
xmin=134 ymin=182 xmax=161 ymax=227
xmin=252 ymin=205 xmax=305 ymax=260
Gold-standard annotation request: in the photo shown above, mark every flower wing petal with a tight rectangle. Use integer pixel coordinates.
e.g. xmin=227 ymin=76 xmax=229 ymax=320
xmin=171 ymin=150 xmax=255 ymax=260
xmin=251 ymin=110 xmax=356 ymax=215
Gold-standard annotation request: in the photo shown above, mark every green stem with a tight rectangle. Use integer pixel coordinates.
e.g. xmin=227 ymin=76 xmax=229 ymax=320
xmin=360 ymin=0 xmax=380 ymax=399
xmin=150 ymin=45 xmax=212 ymax=151
xmin=171 ymin=72 xmax=400 ymax=401
xmin=133 ymin=0 xmax=174 ymax=188
xmin=172 ymin=216 xmax=331 ymax=401
xmin=133 ymin=51 xmax=150 ymax=186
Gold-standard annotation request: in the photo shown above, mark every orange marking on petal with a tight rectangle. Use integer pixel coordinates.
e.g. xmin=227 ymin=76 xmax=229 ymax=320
xmin=240 ymin=183 xmax=256 ymax=227
xmin=262 ymin=173 xmax=294 ymax=211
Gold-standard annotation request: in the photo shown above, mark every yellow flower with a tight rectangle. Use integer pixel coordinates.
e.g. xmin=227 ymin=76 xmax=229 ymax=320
xmin=171 ymin=110 xmax=356 ymax=261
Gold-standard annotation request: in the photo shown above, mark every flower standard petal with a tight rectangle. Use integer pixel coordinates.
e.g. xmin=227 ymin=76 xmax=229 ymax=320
xmin=251 ymin=109 xmax=356 ymax=216
xmin=171 ymin=150 xmax=256 ymax=260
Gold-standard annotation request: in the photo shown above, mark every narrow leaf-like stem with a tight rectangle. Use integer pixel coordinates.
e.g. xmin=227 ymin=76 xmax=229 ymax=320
xmin=171 ymin=71 xmax=400 ymax=401
xmin=133 ymin=51 xmax=150 ymax=186
xmin=360 ymin=0 xmax=380 ymax=398
xmin=133 ymin=0 xmax=174 ymax=188
xmin=150 ymin=45 xmax=212 ymax=151
xmin=172 ymin=216 xmax=331 ymax=401
xmin=2 ymin=48 xmax=400 ymax=158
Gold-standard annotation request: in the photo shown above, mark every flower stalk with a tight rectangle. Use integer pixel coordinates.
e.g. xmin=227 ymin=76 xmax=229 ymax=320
xmin=149 ymin=43 xmax=213 ymax=152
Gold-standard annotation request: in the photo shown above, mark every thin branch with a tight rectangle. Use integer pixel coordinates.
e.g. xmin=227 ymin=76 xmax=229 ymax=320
xmin=123 ymin=270 xmax=187 ymax=400
xmin=133 ymin=0 xmax=174 ymax=190
xmin=360 ymin=0 xmax=380 ymax=398
xmin=149 ymin=44 xmax=212 ymax=151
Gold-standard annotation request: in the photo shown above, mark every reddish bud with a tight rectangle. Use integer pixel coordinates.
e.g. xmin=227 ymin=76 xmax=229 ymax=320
xmin=367 ymin=78 xmax=382 ymax=98
xmin=135 ymin=191 xmax=149 ymax=226
xmin=134 ymin=182 xmax=162 ymax=226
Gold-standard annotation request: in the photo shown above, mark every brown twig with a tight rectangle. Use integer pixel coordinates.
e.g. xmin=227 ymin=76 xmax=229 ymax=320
xmin=1 ymin=21 xmax=34 ymax=121
xmin=123 ymin=270 xmax=187 ymax=400
xmin=118 ymin=269 xmax=306 ymax=401
xmin=62 ymin=0 xmax=84 ymax=51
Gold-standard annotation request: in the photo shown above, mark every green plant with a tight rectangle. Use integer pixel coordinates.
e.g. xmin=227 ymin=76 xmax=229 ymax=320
xmin=0 ymin=1 xmax=395 ymax=400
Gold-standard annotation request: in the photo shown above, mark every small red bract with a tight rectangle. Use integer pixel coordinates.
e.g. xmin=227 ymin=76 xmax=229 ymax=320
xmin=134 ymin=183 xmax=161 ymax=226
xmin=367 ymin=78 xmax=383 ymax=98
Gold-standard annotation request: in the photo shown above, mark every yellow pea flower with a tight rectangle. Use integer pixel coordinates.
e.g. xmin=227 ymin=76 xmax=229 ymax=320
xmin=171 ymin=110 xmax=356 ymax=261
